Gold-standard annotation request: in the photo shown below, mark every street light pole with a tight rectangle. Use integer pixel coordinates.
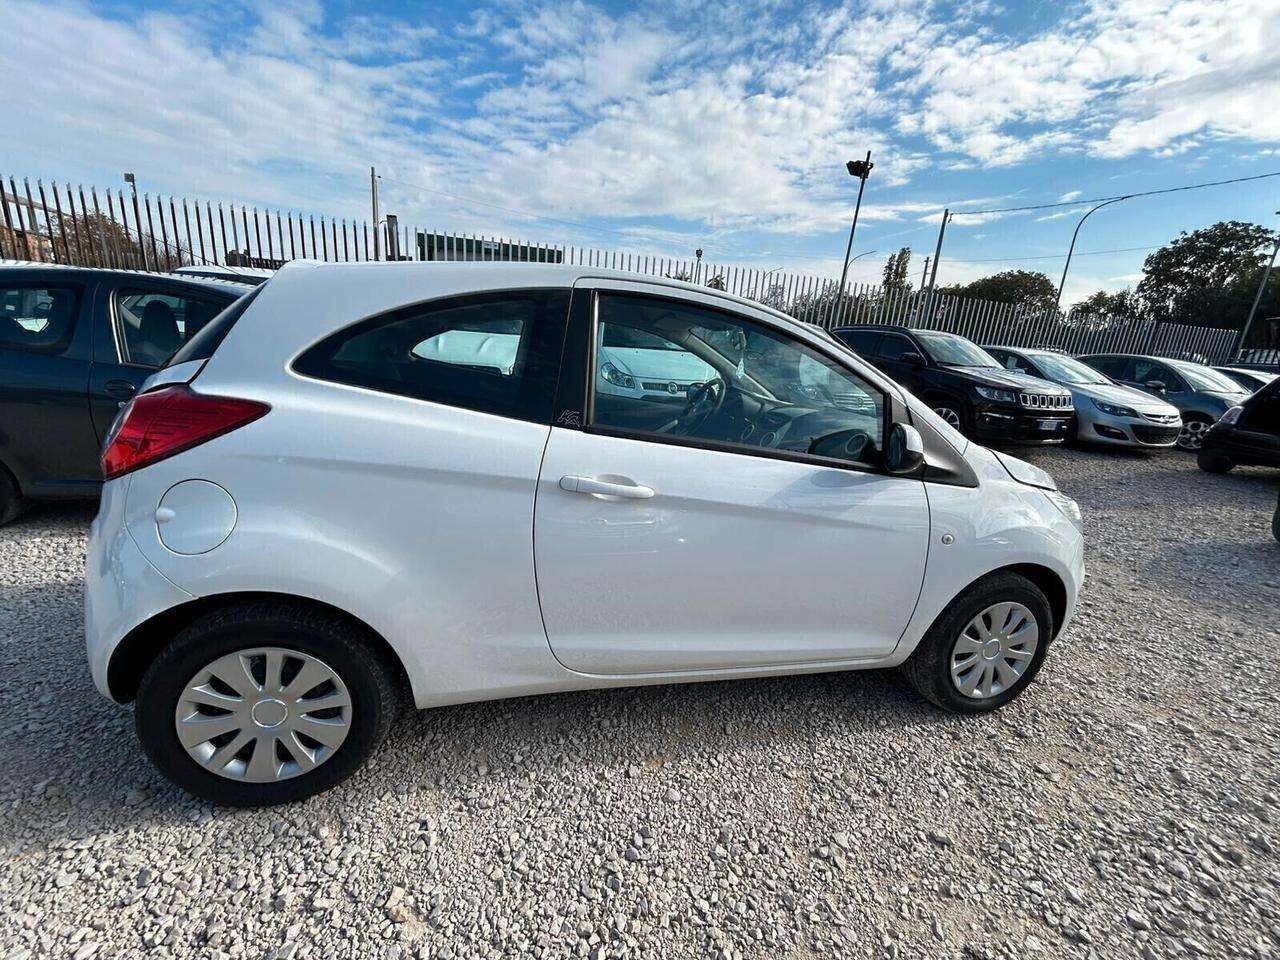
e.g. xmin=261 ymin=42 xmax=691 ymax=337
xmin=124 ymin=172 xmax=145 ymax=270
xmin=1055 ymin=195 xmax=1132 ymax=308
xmin=1233 ymin=212 xmax=1280 ymax=359
xmin=837 ymin=152 xmax=874 ymax=297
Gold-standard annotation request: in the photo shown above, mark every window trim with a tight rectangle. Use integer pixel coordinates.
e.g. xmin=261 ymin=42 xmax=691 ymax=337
xmin=582 ymin=290 xmax=893 ymax=476
xmin=0 ymin=281 xmax=83 ymax=357
xmin=110 ymin=285 xmax=234 ymax=369
xmin=290 ymin=287 xmax=572 ymax=426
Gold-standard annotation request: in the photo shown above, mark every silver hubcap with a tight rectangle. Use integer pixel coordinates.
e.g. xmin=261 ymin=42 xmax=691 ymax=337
xmin=950 ymin=602 xmax=1039 ymax=700
xmin=1177 ymin=419 xmax=1209 ymax=451
xmin=933 ymin=406 xmax=962 ymax=428
xmin=175 ymin=647 xmax=352 ymax=783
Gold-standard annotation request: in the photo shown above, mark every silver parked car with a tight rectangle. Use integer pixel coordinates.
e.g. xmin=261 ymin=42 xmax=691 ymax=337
xmin=1078 ymin=354 xmax=1251 ymax=452
xmin=985 ymin=347 xmax=1182 ymax=449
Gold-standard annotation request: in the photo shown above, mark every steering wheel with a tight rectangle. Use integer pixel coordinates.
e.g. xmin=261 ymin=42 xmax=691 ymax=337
xmin=659 ymin=378 xmax=726 ymax=434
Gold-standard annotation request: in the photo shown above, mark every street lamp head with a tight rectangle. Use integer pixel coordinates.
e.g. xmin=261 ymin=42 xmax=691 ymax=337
xmin=846 ymin=159 xmax=874 ymax=180
xmin=695 ymin=248 xmax=703 ymax=259
xmin=123 ymin=172 xmax=135 ymax=184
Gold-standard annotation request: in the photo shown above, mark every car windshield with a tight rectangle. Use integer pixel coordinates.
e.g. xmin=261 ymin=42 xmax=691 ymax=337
xmin=914 ymin=332 xmax=998 ymax=367
xmin=1028 ymin=352 xmax=1111 ymax=385
xmin=1169 ymin=361 xmax=1246 ymax=393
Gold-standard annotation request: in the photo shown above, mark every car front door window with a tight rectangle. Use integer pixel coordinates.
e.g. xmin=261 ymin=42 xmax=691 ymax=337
xmin=591 ymin=295 xmax=885 ymax=467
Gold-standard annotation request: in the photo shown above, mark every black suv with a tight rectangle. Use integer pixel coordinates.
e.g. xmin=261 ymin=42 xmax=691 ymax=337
xmin=831 ymin=325 xmax=1073 ymax=444
xmin=0 ymin=264 xmax=250 ymax=524
xmin=1197 ymin=371 xmax=1280 ymax=473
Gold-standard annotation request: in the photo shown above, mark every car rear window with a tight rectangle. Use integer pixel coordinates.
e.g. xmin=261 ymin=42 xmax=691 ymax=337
xmin=167 ymin=285 xmax=262 ymax=367
xmin=293 ymin=288 xmax=571 ymax=424
xmin=0 ymin=284 xmax=80 ymax=355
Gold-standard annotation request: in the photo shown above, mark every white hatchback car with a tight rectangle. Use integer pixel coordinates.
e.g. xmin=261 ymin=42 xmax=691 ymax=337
xmin=86 ymin=262 xmax=1085 ymax=806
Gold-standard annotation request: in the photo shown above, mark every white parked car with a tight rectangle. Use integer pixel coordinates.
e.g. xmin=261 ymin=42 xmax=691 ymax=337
xmin=86 ymin=263 xmax=1085 ymax=805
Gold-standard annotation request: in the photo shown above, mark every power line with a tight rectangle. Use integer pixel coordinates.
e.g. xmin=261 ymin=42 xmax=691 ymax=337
xmin=945 ymin=243 xmax=1162 ymax=264
xmin=952 ymin=171 xmax=1280 ymax=217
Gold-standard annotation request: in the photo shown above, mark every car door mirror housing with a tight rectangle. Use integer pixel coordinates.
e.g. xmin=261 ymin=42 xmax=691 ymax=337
xmin=885 ymin=422 xmax=925 ymax=475
xmin=1145 ymin=380 xmax=1166 ymax=392
xmin=900 ymin=351 xmax=926 ymax=367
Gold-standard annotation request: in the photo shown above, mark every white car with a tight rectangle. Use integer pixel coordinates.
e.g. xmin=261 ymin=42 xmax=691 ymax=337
xmin=86 ymin=262 xmax=1085 ymax=805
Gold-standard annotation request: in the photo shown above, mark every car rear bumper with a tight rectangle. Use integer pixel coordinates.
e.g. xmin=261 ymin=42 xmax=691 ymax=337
xmin=85 ymin=478 xmax=194 ymax=702
xmin=973 ymin=405 xmax=1072 ymax=445
xmin=1202 ymin=427 xmax=1280 ymax=467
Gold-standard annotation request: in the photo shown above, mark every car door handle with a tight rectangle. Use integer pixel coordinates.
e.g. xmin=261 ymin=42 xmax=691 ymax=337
xmin=104 ymin=379 xmax=137 ymax=399
xmin=559 ymin=475 xmax=655 ymax=499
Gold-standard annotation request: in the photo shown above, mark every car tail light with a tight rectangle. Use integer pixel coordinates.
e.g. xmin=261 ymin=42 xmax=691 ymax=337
xmin=1218 ymin=405 xmax=1243 ymax=426
xmin=101 ymin=384 xmax=269 ymax=480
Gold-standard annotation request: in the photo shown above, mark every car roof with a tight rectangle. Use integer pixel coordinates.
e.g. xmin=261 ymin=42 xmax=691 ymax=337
xmin=207 ymin=260 xmax=905 ymax=397
xmin=0 ymin=259 xmax=254 ymax=296
xmin=266 ymin=258 xmax=804 ymax=327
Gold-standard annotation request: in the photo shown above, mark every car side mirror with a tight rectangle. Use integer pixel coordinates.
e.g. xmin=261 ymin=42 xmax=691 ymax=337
xmin=900 ymin=351 xmax=925 ymax=367
xmin=1145 ymin=380 xmax=1166 ymax=392
xmin=885 ymin=422 xmax=925 ymax=475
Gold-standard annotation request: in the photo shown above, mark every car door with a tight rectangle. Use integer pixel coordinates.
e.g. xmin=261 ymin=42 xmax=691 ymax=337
xmin=87 ymin=278 xmax=236 ymax=442
xmin=1127 ymin=358 xmax=1184 ymax=401
xmin=534 ymin=280 xmax=931 ymax=676
xmin=0 ymin=273 xmax=102 ymax=494
xmin=874 ymin=331 xmax=927 ymax=393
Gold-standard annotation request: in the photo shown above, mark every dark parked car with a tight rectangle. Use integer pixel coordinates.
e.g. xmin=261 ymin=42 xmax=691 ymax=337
xmin=1213 ymin=366 xmax=1277 ymax=393
xmin=1197 ymin=372 xmax=1280 ymax=474
xmin=1078 ymin=353 xmax=1250 ymax=452
xmin=830 ymin=325 xmax=1073 ymax=444
xmin=0 ymin=263 xmax=250 ymax=524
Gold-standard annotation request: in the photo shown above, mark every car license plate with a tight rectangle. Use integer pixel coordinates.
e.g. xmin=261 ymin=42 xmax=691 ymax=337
xmin=1038 ymin=419 xmax=1062 ymax=431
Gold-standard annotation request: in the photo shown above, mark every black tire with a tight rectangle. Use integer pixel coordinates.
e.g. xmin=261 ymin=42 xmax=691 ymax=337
xmin=135 ymin=601 xmax=398 ymax=806
xmin=1197 ymin=450 xmax=1234 ymax=473
xmin=927 ymin=396 xmax=971 ymax=436
xmin=901 ymin=571 xmax=1054 ymax=714
xmin=0 ymin=466 xmax=25 ymax=526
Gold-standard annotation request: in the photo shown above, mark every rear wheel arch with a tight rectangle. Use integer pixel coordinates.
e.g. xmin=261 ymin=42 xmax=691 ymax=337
xmin=107 ymin=591 xmax=411 ymax=703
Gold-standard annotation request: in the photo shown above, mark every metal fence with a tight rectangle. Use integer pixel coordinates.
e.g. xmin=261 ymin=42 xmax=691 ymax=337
xmin=0 ymin=173 xmax=1250 ymax=365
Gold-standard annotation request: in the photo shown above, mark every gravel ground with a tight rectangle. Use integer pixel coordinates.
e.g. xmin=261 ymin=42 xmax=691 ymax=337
xmin=1 ymin=447 xmax=1278 ymax=960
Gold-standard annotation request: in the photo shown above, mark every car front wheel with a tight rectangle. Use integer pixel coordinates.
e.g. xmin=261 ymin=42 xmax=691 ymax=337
xmin=135 ymin=601 xmax=398 ymax=806
xmin=1197 ymin=449 xmax=1234 ymax=473
xmin=902 ymin=572 xmax=1053 ymax=714
xmin=1176 ymin=416 xmax=1213 ymax=452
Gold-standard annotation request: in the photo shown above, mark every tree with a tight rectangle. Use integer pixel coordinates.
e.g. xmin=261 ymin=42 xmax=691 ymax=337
xmin=939 ymin=270 xmax=1058 ymax=312
xmin=1136 ymin=221 xmax=1279 ymax=336
xmin=882 ymin=247 xmax=912 ymax=290
xmin=1072 ymin=289 xmax=1142 ymax=329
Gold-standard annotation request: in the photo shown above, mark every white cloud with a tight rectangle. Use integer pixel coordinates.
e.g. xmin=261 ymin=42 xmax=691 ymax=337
xmin=1 ymin=0 xmax=1277 ymax=275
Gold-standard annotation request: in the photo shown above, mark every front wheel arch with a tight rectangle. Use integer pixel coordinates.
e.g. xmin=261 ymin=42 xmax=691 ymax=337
xmin=107 ymin=592 xmax=411 ymax=704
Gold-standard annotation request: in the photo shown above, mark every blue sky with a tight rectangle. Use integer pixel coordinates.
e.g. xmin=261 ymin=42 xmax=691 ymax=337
xmin=3 ymin=0 xmax=1279 ymax=305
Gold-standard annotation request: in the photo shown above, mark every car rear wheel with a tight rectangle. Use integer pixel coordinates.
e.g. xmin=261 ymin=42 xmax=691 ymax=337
xmin=0 ymin=467 xmax=25 ymax=526
xmin=902 ymin=572 xmax=1053 ymax=714
xmin=1176 ymin=416 xmax=1213 ymax=452
xmin=1197 ymin=450 xmax=1234 ymax=473
xmin=135 ymin=601 xmax=398 ymax=806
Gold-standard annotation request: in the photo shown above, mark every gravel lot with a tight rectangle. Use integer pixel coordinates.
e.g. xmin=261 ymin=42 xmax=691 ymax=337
xmin=1 ymin=447 xmax=1278 ymax=960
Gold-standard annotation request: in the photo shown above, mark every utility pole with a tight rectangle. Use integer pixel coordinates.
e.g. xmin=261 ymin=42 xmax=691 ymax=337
xmin=920 ymin=256 xmax=931 ymax=288
xmin=370 ymin=166 xmax=381 ymax=261
xmin=837 ymin=152 xmax=874 ymax=297
xmin=927 ymin=209 xmax=951 ymax=291
xmin=1234 ymin=213 xmax=1280 ymax=358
